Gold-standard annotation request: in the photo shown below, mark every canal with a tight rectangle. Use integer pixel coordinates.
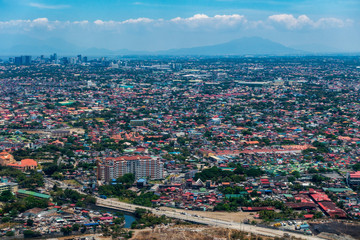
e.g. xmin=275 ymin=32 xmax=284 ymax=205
xmin=89 ymin=205 xmax=136 ymax=228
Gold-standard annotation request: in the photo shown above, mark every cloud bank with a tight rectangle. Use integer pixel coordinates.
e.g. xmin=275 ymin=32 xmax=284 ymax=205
xmin=0 ymin=14 xmax=352 ymax=32
xmin=0 ymin=14 xmax=358 ymax=52
xmin=268 ymin=14 xmax=353 ymax=29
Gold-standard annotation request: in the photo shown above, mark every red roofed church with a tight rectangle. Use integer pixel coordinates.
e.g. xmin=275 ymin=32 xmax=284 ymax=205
xmin=7 ymin=159 xmax=38 ymax=171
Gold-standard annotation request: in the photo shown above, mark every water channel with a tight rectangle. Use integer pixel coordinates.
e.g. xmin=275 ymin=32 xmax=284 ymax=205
xmin=89 ymin=205 xmax=136 ymax=228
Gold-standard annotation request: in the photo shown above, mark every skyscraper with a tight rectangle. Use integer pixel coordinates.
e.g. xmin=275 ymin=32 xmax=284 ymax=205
xmin=14 ymin=56 xmax=32 ymax=65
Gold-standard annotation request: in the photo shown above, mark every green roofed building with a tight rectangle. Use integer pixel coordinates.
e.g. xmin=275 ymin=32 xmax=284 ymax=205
xmin=220 ymin=167 xmax=236 ymax=172
xmin=323 ymin=188 xmax=352 ymax=193
xmin=225 ymin=192 xmax=248 ymax=198
xmin=17 ymin=189 xmax=51 ymax=200
xmin=283 ymin=194 xmax=294 ymax=199
xmin=58 ymin=101 xmax=75 ymax=106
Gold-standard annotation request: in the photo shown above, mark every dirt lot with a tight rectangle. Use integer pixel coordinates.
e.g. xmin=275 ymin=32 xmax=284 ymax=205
xmin=310 ymin=221 xmax=360 ymax=240
xmin=159 ymin=206 xmax=257 ymax=224
xmin=50 ymin=233 xmax=111 ymax=240
xmin=131 ymin=225 xmax=273 ymax=240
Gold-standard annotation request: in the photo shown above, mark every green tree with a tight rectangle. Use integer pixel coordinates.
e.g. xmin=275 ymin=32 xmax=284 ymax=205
xmin=0 ymin=190 xmax=15 ymax=202
xmin=26 ymin=218 xmax=34 ymax=227
xmin=81 ymin=225 xmax=87 ymax=233
xmin=42 ymin=164 xmax=59 ymax=175
xmin=61 ymin=226 xmax=72 ymax=236
xmin=72 ymin=223 xmax=80 ymax=231
xmin=287 ymin=176 xmax=296 ymax=182
xmin=2 ymin=216 xmax=11 ymax=223
xmin=23 ymin=230 xmax=41 ymax=238
xmin=113 ymin=217 xmax=125 ymax=225
xmin=5 ymin=231 xmax=15 ymax=236
xmin=117 ymin=173 xmax=135 ymax=185
xmin=352 ymin=163 xmax=360 ymax=171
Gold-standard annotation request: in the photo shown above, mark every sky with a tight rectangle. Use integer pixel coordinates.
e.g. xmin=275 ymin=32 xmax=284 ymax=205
xmin=0 ymin=0 xmax=359 ymax=52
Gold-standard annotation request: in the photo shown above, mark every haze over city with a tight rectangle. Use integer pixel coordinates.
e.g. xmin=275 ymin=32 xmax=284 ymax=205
xmin=1 ymin=1 xmax=360 ymax=240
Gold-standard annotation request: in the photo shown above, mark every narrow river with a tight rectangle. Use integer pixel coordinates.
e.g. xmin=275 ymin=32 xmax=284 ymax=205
xmin=88 ymin=205 xmax=136 ymax=228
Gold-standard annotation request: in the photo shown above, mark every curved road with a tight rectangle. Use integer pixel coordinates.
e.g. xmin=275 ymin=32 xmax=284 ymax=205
xmin=46 ymin=179 xmax=324 ymax=240
xmin=96 ymin=198 xmax=324 ymax=240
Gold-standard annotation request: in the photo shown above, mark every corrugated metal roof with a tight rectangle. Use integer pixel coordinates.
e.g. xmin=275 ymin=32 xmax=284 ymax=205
xmin=17 ymin=189 xmax=51 ymax=199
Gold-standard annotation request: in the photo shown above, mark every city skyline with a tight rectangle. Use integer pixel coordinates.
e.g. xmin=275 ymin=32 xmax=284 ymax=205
xmin=0 ymin=0 xmax=359 ymax=53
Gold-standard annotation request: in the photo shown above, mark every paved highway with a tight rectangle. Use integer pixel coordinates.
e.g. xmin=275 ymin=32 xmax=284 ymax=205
xmin=96 ymin=198 xmax=324 ymax=240
xmin=45 ymin=179 xmax=324 ymax=240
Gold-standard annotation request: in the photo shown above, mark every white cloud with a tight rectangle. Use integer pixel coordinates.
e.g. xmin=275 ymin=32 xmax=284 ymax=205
xmin=73 ymin=20 xmax=89 ymax=25
xmin=94 ymin=20 xmax=105 ymax=25
xmin=0 ymin=14 xmax=352 ymax=33
xmin=268 ymin=14 xmax=352 ymax=29
xmin=170 ymin=14 xmax=247 ymax=28
xmin=122 ymin=18 xmax=154 ymax=24
xmin=0 ymin=18 xmax=61 ymax=31
xmin=29 ymin=3 xmax=70 ymax=9
xmin=315 ymin=18 xmax=353 ymax=28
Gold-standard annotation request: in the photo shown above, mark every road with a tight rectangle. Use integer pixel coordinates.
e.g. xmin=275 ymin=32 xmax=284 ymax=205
xmin=96 ymin=198 xmax=324 ymax=240
xmin=45 ymin=179 xmax=324 ymax=239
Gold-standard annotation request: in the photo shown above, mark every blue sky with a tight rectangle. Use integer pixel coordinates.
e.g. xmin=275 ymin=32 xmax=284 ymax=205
xmin=0 ymin=0 xmax=359 ymax=52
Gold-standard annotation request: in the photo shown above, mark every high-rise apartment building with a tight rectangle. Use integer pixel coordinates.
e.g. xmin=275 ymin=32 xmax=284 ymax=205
xmin=347 ymin=171 xmax=360 ymax=185
xmin=97 ymin=155 xmax=163 ymax=182
xmin=14 ymin=56 xmax=32 ymax=65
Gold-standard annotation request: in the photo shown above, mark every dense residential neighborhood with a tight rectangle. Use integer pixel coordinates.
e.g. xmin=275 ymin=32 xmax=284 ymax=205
xmin=0 ymin=55 xmax=360 ymax=239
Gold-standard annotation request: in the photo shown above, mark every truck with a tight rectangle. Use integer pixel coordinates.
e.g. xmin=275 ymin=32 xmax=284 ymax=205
xmin=99 ymin=195 xmax=107 ymax=199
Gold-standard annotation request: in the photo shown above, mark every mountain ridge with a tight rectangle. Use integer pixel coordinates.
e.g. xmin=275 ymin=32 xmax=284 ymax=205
xmin=1 ymin=36 xmax=307 ymax=56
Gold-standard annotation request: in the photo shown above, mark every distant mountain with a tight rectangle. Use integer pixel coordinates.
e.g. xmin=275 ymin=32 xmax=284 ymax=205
xmin=157 ymin=37 xmax=304 ymax=56
xmin=0 ymin=36 xmax=305 ymax=56
xmin=0 ymin=36 xmax=148 ymax=56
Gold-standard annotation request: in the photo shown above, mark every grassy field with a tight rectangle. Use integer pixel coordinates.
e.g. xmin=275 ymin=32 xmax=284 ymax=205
xmin=63 ymin=179 xmax=82 ymax=186
xmin=160 ymin=206 xmax=258 ymax=224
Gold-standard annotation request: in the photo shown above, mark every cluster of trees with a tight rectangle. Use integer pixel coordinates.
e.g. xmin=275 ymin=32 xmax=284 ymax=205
xmin=1 ymin=196 xmax=49 ymax=216
xmin=117 ymin=173 xmax=135 ymax=187
xmin=195 ymin=165 xmax=263 ymax=183
xmin=214 ymin=196 xmax=286 ymax=212
xmin=352 ymin=163 xmax=360 ymax=171
xmin=50 ymin=187 xmax=96 ymax=206
xmin=309 ymin=141 xmax=330 ymax=153
xmin=92 ymin=138 xmax=125 ymax=152
xmin=12 ymin=144 xmax=76 ymax=160
xmin=0 ymin=167 xmax=44 ymax=190
xmin=219 ymin=186 xmax=246 ymax=195
xmin=77 ymin=161 xmax=96 ymax=170
xmin=98 ymin=185 xmax=159 ymax=207
xmin=213 ymin=201 xmax=240 ymax=211
xmin=101 ymin=220 xmax=133 ymax=239
xmin=311 ymin=174 xmax=329 ymax=184
xmin=99 ymin=185 xmax=136 ymax=199
xmin=0 ymin=190 xmax=15 ymax=202
xmin=98 ymin=174 xmax=158 ymax=207
xmin=42 ymin=162 xmax=79 ymax=180
xmin=131 ymin=208 xmax=170 ymax=229
xmin=23 ymin=230 xmax=41 ymax=238
xmin=60 ymin=223 xmax=87 ymax=236
xmin=132 ymin=192 xmax=158 ymax=207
